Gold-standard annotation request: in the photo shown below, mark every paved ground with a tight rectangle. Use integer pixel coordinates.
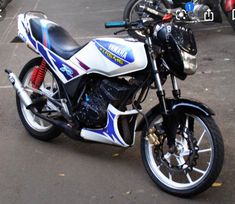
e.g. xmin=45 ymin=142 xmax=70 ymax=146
xmin=0 ymin=0 xmax=235 ymax=204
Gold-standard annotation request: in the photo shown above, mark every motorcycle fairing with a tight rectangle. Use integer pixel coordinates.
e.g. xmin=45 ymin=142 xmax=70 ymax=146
xmin=37 ymin=41 xmax=82 ymax=82
xmin=94 ymin=39 xmax=135 ymax=67
xmin=80 ymin=104 xmax=138 ymax=147
xmin=71 ymin=38 xmax=148 ymax=77
xmin=18 ymin=12 xmax=148 ymax=82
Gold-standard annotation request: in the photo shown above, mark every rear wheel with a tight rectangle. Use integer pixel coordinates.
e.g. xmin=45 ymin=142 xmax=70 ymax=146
xmin=16 ymin=57 xmax=61 ymax=141
xmin=141 ymin=109 xmax=224 ymax=197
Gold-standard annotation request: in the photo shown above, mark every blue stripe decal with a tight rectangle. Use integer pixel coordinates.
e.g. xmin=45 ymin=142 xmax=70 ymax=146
xmin=48 ymin=50 xmax=79 ymax=80
xmin=28 ymin=34 xmax=36 ymax=48
xmin=37 ymin=43 xmax=54 ymax=69
xmin=94 ymin=39 xmax=134 ymax=67
xmin=84 ymin=109 xmax=124 ymax=146
xmin=33 ymin=38 xmax=79 ymax=81
xmin=21 ymin=20 xmax=27 ymax=32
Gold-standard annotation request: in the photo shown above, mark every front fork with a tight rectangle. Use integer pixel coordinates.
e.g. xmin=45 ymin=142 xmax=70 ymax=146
xmin=146 ymin=36 xmax=181 ymax=150
xmin=146 ymin=37 xmax=167 ymax=114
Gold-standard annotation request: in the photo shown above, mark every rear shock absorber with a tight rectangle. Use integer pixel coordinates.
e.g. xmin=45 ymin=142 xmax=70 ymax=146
xmin=31 ymin=59 xmax=48 ymax=89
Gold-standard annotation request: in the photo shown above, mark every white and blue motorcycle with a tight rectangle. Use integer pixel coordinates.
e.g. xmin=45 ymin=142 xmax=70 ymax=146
xmin=6 ymin=10 xmax=224 ymax=196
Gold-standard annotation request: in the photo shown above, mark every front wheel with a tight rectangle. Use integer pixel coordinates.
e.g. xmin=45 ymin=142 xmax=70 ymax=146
xmin=141 ymin=110 xmax=224 ymax=197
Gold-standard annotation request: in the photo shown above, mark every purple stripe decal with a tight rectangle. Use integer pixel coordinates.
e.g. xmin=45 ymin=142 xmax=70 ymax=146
xmin=76 ymin=58 xmax=90 ymax=71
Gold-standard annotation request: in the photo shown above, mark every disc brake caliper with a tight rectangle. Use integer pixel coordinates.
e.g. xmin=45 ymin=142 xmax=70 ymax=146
xmin=147 ymin=125 xmax=165 ymax=146
xmin=150 ymin=126 xmax=199 ymax=173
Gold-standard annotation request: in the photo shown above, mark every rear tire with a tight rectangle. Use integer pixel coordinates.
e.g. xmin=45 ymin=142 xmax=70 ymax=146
xmin=16 ymin=57 xmax=61 ymax=141
xmin=141 ymin=109 xmax=224 ymax=197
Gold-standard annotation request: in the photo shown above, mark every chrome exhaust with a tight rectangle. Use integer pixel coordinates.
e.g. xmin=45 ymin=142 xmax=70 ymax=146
xmin=5 ymin=69 xmax=32 ymax=108
xmin=5 ymin=69 xmax=83 ymax=139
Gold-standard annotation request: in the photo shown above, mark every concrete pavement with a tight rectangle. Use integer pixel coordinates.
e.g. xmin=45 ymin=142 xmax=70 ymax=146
xmin=0 ymin=0 xmax=235 ymax=203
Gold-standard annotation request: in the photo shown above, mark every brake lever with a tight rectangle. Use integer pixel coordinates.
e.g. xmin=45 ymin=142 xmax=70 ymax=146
xmin=113 ymin=21 xmax=145 ymax=35
xmin=114 ymin=29 xmax=127 ymax=35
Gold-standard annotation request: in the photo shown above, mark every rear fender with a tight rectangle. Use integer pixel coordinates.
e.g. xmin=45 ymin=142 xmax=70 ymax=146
xmin=136 ymin=98 xmax=214 ymax=131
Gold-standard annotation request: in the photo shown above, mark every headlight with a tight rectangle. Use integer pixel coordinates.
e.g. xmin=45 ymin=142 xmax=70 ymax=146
xmin=181 ymin=50 xmax=198 ymax=75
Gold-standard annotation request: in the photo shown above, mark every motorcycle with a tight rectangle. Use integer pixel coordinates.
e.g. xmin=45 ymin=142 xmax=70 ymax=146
xmin=123 ymin=0 xmax=235 ymax=41
xmin=5 ymin=10 xmax=224 ymax=197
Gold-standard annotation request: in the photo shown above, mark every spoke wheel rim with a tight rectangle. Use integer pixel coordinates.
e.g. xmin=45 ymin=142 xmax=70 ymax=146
xmin=20 ymin=68 xmax=59 ymax=132
xmin=145 ymin=114 xmax=214 ymax=190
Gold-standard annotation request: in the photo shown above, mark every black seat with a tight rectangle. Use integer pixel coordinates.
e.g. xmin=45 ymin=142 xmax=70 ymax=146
xmin=29 ymin=18 xmax=81 ymax=60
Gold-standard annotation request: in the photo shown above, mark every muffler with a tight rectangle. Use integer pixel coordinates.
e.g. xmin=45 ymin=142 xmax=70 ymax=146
xmin=5 ymin=69 xmax=32 ymax=108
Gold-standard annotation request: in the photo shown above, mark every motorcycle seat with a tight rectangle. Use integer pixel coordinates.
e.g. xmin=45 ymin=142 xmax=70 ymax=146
xmin=29 ymin=18 xmax=81 ymax=60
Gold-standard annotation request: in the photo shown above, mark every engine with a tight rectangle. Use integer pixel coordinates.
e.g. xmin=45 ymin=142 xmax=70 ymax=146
xmin=76 ymin=78 xmax=132 ymax=128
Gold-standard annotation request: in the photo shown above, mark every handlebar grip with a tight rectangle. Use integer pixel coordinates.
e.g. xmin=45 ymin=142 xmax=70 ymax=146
xmin=105 ymin=21 xmax=127 ymax=28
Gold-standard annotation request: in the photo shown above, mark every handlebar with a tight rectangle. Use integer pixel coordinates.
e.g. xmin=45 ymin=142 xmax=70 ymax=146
xmin=105 ymin=21 xmax=127 ymax=28
xmin=105 ymin=21 xmax=140 ymax=29
xmin=105 ymin=2 xmax=208 ymax=31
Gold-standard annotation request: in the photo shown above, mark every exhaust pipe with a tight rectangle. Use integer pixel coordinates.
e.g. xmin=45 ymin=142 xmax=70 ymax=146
xmin=5 ymin=69 xmax=33 ymax=108
xmin=5 ymin=69 xmax=82 ymax=140
xmin=29 ymin=107 xmax=81 ymax=140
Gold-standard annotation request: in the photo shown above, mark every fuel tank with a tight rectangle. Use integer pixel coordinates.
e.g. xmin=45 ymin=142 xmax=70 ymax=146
xmin=71 ymin=38 xmax=148 ymax=77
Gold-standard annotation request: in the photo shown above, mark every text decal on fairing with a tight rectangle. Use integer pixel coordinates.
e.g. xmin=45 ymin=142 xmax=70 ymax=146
xmin=94 ymin=40 xmax=134 ymax=66
xmin=59 ymin=65 xmax=74 ymax=78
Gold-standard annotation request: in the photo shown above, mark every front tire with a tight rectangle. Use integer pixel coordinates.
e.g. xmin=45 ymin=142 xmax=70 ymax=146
xmin=16 ymin=57 xmax=61 ymax=141
xmin=141 ymin=109 xmax=224 ymax=197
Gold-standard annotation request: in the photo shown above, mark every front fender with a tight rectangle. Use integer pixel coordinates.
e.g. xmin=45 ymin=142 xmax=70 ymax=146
xmin=136 ymin=98 xmax=215 ymax=131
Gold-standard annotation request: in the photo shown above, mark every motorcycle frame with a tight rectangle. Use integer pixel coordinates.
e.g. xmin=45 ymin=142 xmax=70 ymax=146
xmin=17 ymin=12 xmax=156 ymax=147
xmin=19 ymin=12 xmax=177 ymax=147
xmin=15 ymin=11 xmax=214 ymax=150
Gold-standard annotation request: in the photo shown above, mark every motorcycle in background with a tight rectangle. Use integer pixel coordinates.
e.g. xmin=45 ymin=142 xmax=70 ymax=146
xmin=123 ymin=0 xmax=235 ymax=41
xmin=6 ymin=10 xmax=224 ymax=196
xmin=221 ymin=0 xmax=235 ymax=30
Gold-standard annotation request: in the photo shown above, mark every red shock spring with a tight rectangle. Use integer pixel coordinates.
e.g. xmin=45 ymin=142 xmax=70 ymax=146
xmin=31 ymin=59 xmax=48 ymax=89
